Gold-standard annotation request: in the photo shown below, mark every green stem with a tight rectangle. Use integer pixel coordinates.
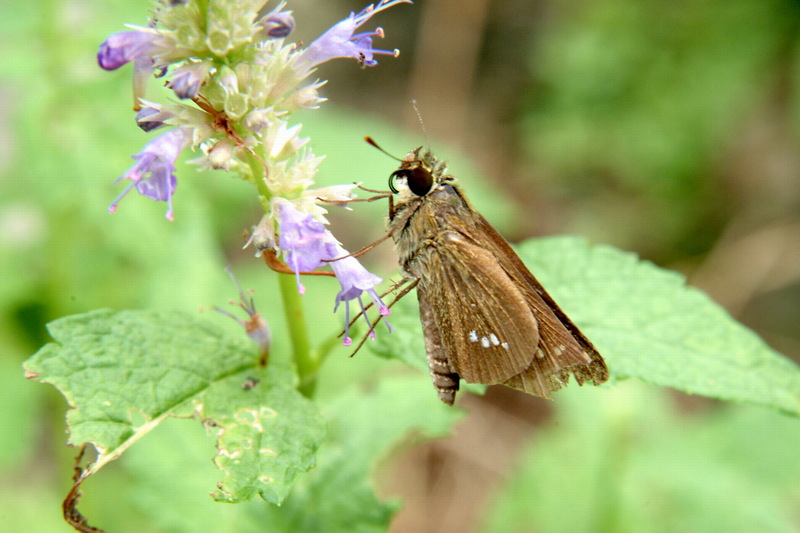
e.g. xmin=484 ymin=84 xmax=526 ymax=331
xmin=249 ymin=154 xmax=319 ymax=397
xmin=252 ymin=156 xmax=271 ymax=200
xmin=277 ymin=262 xmax=318 ymax=398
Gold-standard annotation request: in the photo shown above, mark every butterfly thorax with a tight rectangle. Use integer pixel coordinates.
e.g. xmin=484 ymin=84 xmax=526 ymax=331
xmin=387 ymin=149 xmax=480 ymax=286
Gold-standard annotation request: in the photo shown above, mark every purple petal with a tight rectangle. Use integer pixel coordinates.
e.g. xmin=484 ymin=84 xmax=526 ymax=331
xmin=328 ymin=244 xmax=394 ymax=339
xmin=98 ymin=31 xmax=158 ymax=71
xmin=277 ymin=202 xmax=339 ymax=294
xmin=297 ymin=0 xmax=410 ymax=69
xmin=259 ymin=3 xmax=295 ymax=38
xmin=136 ymin=106 xmax=165 ymax=132
xmin=329 ymin=245 xmax=383 ymax=305
xmin=109 ymin=128 xmax=189 ymax=219
xmin=168 ymin=63 xmax=209 ymax=99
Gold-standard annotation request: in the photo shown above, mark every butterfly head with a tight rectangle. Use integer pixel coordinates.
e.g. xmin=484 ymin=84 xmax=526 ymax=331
xmin=389 ymin=147 xmax=450 ymax=198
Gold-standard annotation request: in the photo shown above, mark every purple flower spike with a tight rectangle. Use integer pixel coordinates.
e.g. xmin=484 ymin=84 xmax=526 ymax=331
xmin=98 ymin=30 xmax=158 ymax=71
xmin=298 ymin=0 xmax=412 ymax=69
xmin=329 ymin=243 xmax=393 ymax=343
xmin=277 ymin=202 xmax=338 ymax=295
xmin=109 ymin=128 xmax=189 ymax=220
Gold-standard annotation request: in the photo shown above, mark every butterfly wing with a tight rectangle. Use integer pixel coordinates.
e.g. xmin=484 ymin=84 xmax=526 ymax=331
xmin=417 ymin=231 xmax=540 ymax=385
xmin=470 ymin=213 xmax=609 ymax=395
xmin=417 ymin=218 xmax=607 ymax=401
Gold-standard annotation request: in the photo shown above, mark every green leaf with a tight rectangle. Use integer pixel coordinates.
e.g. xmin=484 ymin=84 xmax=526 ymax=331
xmin=247 ymin=374 xmax=465 ymax=532
xmin=516 ymin=237 xmax=800 ymax=416
xmin=203 ymin=365 xmax=325 ymax=504
xmin=368 ymin=236 xmax=800 ymax=415
xmin=23 ymin=309 xmax=325 ymax=504
xmin=113 ymin=372 xmax=462 ymax=533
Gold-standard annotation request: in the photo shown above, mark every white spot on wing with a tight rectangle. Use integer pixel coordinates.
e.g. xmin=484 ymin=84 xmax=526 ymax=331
xmin=501 ymin=342 xmax=509 ymax=349
xmin=490 ymin=333 xmax=500 ymax=346
xmin=481 ymin=336 xmax=490 ymax=348
xmin=469 ymin=330 xmax=478 ymax=342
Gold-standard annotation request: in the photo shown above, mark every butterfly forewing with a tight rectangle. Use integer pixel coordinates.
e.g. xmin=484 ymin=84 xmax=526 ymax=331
xmin=419 ymin=232 xmax=539 ymax=384
xmin=470 ymin=213 xmax=609 ymax=392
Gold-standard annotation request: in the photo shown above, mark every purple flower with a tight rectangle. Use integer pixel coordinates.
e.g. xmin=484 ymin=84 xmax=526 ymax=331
xmin=328 ymin=243 xmax=393 ymax=346
xmin=167 ymin=62 xmax=210 ymax=100
xmin=259 ymin=2 xmax=295 ymax=39
xmin=297 ymin=0 xmax=412 ymax=69
xmin=97 ymin=30 xmax=159 ymax=71
xmin=277 ymin=202 xmax=338 ymax=295
xmin=135 ymin=101 xmax=176 ymax=132
xmin=276 ymin=202 xmax=392 ymax=343
xmin=108 ymin=128 xmax=190 ymax=221
xmin=135 ymin=106 xmax=166 ymax=132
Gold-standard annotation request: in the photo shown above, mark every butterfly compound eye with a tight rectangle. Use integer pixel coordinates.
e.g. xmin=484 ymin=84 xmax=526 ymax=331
xmin=389 ymin=166 xmax=434 ymax=196
xmin=407 ymin=167 xmax=434 ymax=196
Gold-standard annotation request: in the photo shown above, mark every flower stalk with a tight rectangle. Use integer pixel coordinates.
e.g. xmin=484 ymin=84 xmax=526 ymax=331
xmin=276 ymin=270 xmax=317 ymax=397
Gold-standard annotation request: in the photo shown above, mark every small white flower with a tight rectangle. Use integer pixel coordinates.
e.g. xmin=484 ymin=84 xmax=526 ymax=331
xmin=265 ymin=121 xmax=308 ymax=161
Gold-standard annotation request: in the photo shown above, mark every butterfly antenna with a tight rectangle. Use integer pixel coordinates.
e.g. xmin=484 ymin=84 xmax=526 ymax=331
xmin=410 ymin=99 xmax=431 ymax=150
xmin=364 ymin=136 xmax=403 ymax=161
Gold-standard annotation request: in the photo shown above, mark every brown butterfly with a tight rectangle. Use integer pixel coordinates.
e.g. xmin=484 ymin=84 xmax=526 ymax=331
xmin=374 ymin=140 xmax=608 ymax=405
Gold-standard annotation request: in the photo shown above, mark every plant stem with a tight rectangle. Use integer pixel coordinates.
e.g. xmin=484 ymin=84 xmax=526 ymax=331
xmin=250 ymin=156 xmax=319 ymax=397
xmin=277 ymin=272 xmax=318 ymax=398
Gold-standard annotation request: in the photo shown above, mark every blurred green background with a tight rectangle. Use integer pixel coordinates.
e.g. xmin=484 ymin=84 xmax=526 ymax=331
xmin=1 ymin=0 xmax=799 ymax=531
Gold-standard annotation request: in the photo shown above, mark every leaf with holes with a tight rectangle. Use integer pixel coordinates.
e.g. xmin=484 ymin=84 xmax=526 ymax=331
xmin=23 ymin=309 xmax=325 ymax=504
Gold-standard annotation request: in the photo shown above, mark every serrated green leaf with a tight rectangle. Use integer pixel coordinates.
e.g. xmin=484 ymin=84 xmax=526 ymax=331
xmin=246 ymin=374 xmax=465 ymax=533
xmin=367 ymin=236 xmax=800 ymax=415
xmin=24 ymin=310 xmax=255 ymax=459
xmin=23 ymin=309 xmax=325 ymax=504
xmin=111 ymin=374 xmax=460 ymax=533
xmin=516 ymin=237 xmax=800 ymax=415
xmin=201 ymin=366 xmax=325 ymax=504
